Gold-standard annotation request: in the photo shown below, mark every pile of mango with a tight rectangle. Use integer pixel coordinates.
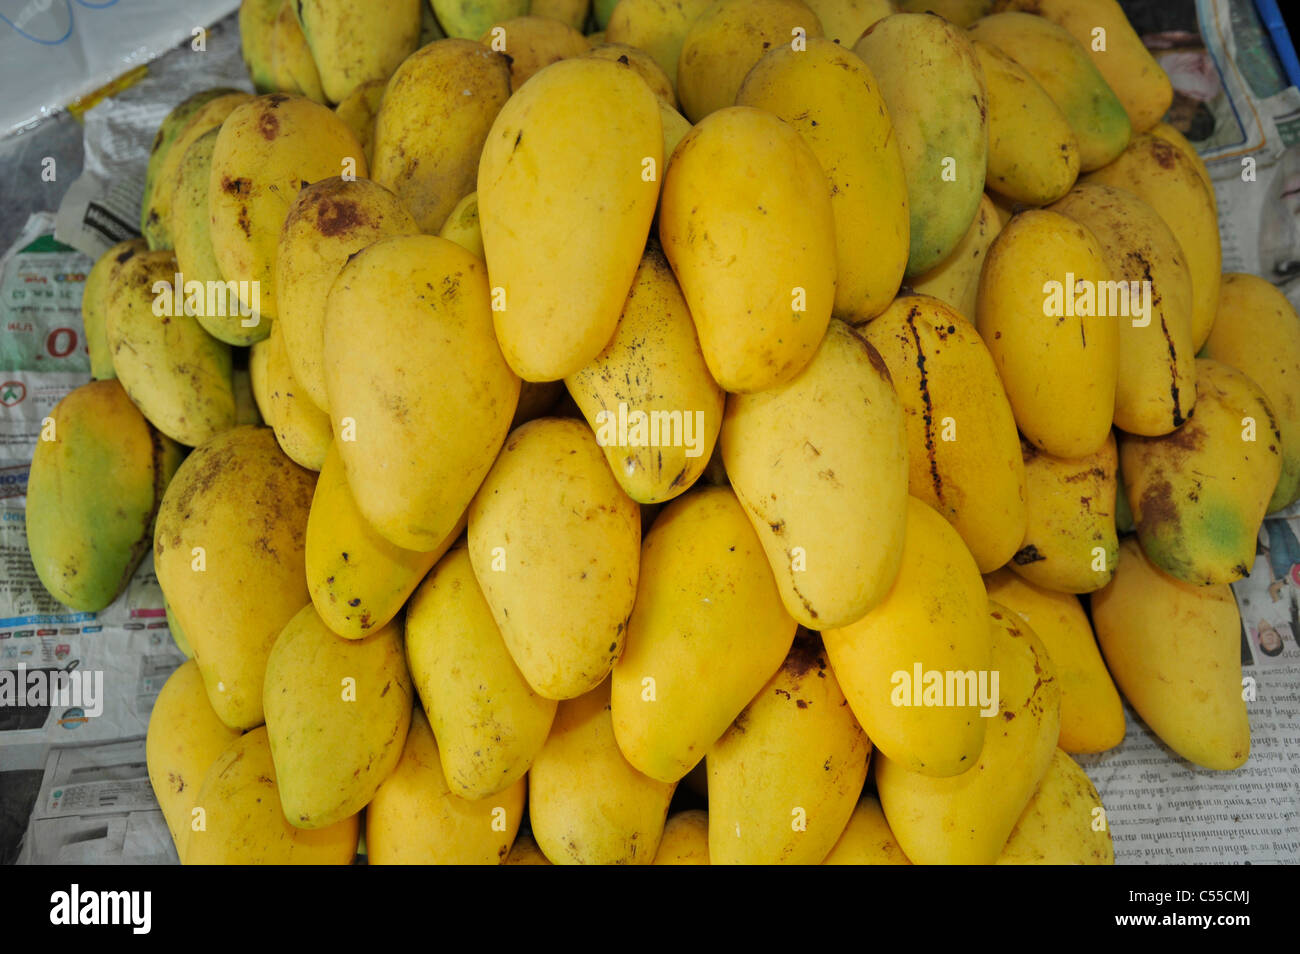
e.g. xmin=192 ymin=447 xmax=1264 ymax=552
xmin=23 ymin=0 xmax=1300 ymax=865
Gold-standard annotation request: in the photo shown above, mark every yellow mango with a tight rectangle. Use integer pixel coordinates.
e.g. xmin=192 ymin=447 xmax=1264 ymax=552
xmin=997 ymin=748 xmax=1114 ymax=864
xmin=294 ymin=0 xmax=421 ymax=104
xmin=1149 ymin=122 xmax=1215 ymax=208
xmin=653 ymin=810 xmax=710 ymax=864
xmin=146 ymin=660 xmax=243 ymax=861
xmin=822 ymin=795 xmax=911 ymax=864
xmin=371 ymin=39 xmax=511 ymax=234
xmin=209 ymin=93 xmax=366 ymax=322
xmin=1203 ymin=273 xmax=1300 ymax=512
xmin=406 ymin=544 xmax=557 ymax=799
xmin=708 ymin=632 xmax=871 ymax=864
xmin=276 ymin=176 xmax=418 ymax=411
xmin=737 ymin=38 xmax=909 ymax=321
xmin=605 ymin=0 xmax=713 ymax=89
xmin=432 ymin=0 xmax=528 ymax=39
xmin=976 ymin=209 xmax=1117 ymax=458
xmin=1011 ymin=433 xmax=1119 ymax=593
xmin=367 ymin=709 xmax=526 ymax=864
xmin=323 ymin=234 xmax=520 ymax=550
xmin=854 ymin=13 xmax=987 ymax=275
xmin=82 ymin=239 xmax=147 ymax=379
xmin=659 ymin=106 xmax=834 ymax=393
xmin=722 ymin=319 xmax=908 ymax=627
xmin=909 ymin=194 xmax=1001 ymax=322
xmin=584 ymin=42 xmax=676 ymax=103
xmin=532 ymin=0 xmax=592 ymax=30
xmin=332 ymin=79 xmax=385 ymax=167
xmin=658 ymin=99 xmax=692 ymax=160
xmin=1051 ymin=182 xmax=1196 ymax=436
xmin=480 ymin=15 xmax=591 ymax=89
xmin=249 ymin=338 xmax=272 ymax=425
xmin=438 ymin=192 xmax=485 ymax=261
xmin=875 ymin=600 xmax=1061 ymax=864
xmin=529 ymin=679 xmax=676 ymax=864
xmin=984 ymin=569 xmax=1124 ymax=753
xmin=265 ymin=320 xmax=329 ymax=471
xmin=269 ymin=0 xmax=327 ymax=102
xmin=1121 ymin=359 xmax=1281 ymax=586
xmin=503 ymin=831 xmax=552 ymax=864
xmin=611 ymin=486 xmax=797 ymax=782
xmin=154 ymin=426 xmax=316 ymax=729
xmin=822 ymin=496 xmax=991 ymax=778
xmin=479 ymin=57 xmax=661 ymax=381
xmin=1092 ymin=537 xmax=1250 ymax=770
xmin=468 ymin=417 xmax=640 ymax=699
xmin=804 ymin=0 xmax=893 ymax=43
xmin=239 ymin=0 xmax=281 ymax=91
xmin=565 ymin=241 xmax=724 ymax=504
xmin=899 ymin=0 xmax=988 ymax=21
xmin=185 ymin=727 xmax=358 ymax=864
xmin=863 ymin=296 xmax=1026 ymax=573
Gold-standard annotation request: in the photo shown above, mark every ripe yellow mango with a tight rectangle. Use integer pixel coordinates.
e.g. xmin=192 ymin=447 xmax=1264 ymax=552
xmin=585 ymin=43 xmax=676 ymax=103
xmin=265 ymin=320 xmax=329 ymax=471
xmin=332 ymin=79 xmax=384 ymax=167
xmin=653 ymin=810 xmax=710 ymax=865
xmin=480 ymin=15 xmax=591 ymax=89
xmin=269 ymin=0 xmax=326 ymax=102
xmin=366 ymin=708 xmax=526 ymax=864
xmin=737 ymin=38 xmax=909 ymax=322
xmin=863 ymin=296 xmax=1026 ymax=573
xmin=611 ymin=486 xmax=798 ymax=782
xmin=1011 ymin=433 xmax=1119 ymax=593
xmin=1093 ymin=538 xmax=1250 ymax=770
xmin=854 ymin=13 xmax=987 ymax=275
xmin=1121 ymin=359 xmax=1281 ymax=586
xmin=479 ymin=57 xmax=661 ymax=381
xmin=372 ymin=39 xmax=510 ymax=234
xmin=969 ymin=12 xmax=1130 ymax=172
xmin=82 ymin=239 xmax=146 ymax=379
xmin=438 ymin=192 xmax=485 ymax=261
xmin=659 ymin=106 xmax=835 ymax=393
xmin=975 ymin=40 xmax=1079 ymax=205
xmin=822 ymin=496 xmax=991 ymax=777
xmin=1083 ymin=132 xmax=1221 ymax=349
xmin=708 ymin=632 xmax=871 ymax=865
xmin=209 ymin=93 xmax=365 ymax=322
xmin=293 ymin=0 xmax=421 ymax=104
xmin=185 ymin=727 xmax=358 ymax=864
xmin=406 ymin=544 xmax=557 ymax=799
xmin=997 ymin=748 xmax=1114 ymax=864
xmin=876 ymin=601 xmax=1061 ymax=864
xmin=1051 ymin=182 xmax=1196 ymax=436
xmin=146 ymin=660 xmax=242 ymax=861
xmin=324 ymin=234 xmax=520 ymax=551
xmin=565 ymin=242 xmax=724 ymax=505
xmin=504 ymin=831 xmax=552 ymax=865
xmin=530 ymin=679 xmax=676 ymax=864
xmin=722 ymin=319 xmax=908 ymax=627
xmin=976 ymin=209 xmax=1117 ymax=458
xmin=898 ymin=0 xmax=987 ymax=24
xmin=306 ymin=442 xmax=446 ymax=640
xmin=1203 ymin=274 xmax=1300 ymax=512
xmin=432 ymin=0 xmax=528 ymax=39
xmin=910 ymin=194 xmax=1001 ymax=322
xmin=605 ymin=0 xmax=713 ymax=89
xmin=1149 ymin=122 xmax=1215 ymax=208
xmin=276 ymin=177 xmax=418 ymax=412
xmin=154 ymin=426 xmax=316 ymax=729
xmin=822 ymin=795 xmax=912 ymax=865
xmin=468 ymin=418 xmax=640 ymax=699
xmin=983 ymin=569 xmax=1124 ymax=753
xmin=804 ymin=0 xmax=893 ymax=43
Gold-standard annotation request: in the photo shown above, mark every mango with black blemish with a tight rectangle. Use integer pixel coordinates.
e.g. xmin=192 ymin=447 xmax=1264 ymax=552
xmin=293 ymin=0 xmax=422 ymax=105
xmin=82 ymin=238 xmax=147 ymax=379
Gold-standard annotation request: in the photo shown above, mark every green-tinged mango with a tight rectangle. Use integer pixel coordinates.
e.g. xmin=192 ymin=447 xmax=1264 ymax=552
xmin=82 ymin=239 xmax=147 ymax=380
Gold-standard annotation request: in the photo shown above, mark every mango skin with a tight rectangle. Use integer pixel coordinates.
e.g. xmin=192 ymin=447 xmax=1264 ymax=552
xmin=969 ymin=12 xmax=1130 ymax=172
xmin=263 ymin=604 xmax=412 ymax=829
xmin=209 ymin=93 xmax=367 ymax=322
xmin=804 ymin=0 xmax=894 ymax=44
xmin=737 ymin=38 xmax=909 ymax=322
xmin=605 ymin=0 xmax=713 ymax=91
xmin=529 ymin=679 xmax=676 ymax=865
xmin=432 ymin=0 xmax=528 ymax=39
xmin=722 ymin=319 xmax=908 ymax=628
xmin=1093 ymin=537 xmax=1250 ymax=770
xmin=269 ymin=0 xmax=327 ymax=103
xmin=324 ymin=234 xmax=520 ymax=551
xmin=875 ymin=600 xmax=1061 ymax=865
xmin=707 ymin=631 xmax=871 ymax=865
xmin=265 ymin=319 xmax=330 ymax=471
xmin=822 ymin=795 xmax=912 ymax=865
xmin=239 ymin=0 xmax=281 ymax=92
xmin=976 ymin=209 xmax=1117 ymax=459
xmin=82 ymin=239 xmax=147 ymax=379
xmin=406 ymin=544 xmax=557 ymax=800
xmin=332 ymin=79 xmax=385 ymax=168
xmin=504 ymin=831 xmax=552 ymax=865
xmin=438 ymin=191 xmax=484 ymax=261
xmin=293 ymin=0 xmax=422 ymax=104
xmin=1011 ymin=433 xmax=1119 ymax=594
xmin=611 ymin=486 xmax=798 ymax=783
xmin=372 ymin=39 xmax=511 ymax=234
xmin=863 ymin=295 xmax=1026 ymax=573
xmin=479 ymin=16 xmax=591 ymax=90
xmin=307 ymin=442 xmax=446 ymax=640
xmin=659 ymin=106 xmax=835 ymax=393
xmin=1121 ymin=359 xmax=1281 ymax=586
xmin=366 ymin=708 xmax=526 ymax=864
xmin=1149 ymin=122 xmax=1215 ymax=209
xmin=909 ymin=194 xmax=1001 ymax=323
xmin=468 ymin=417 xmax=641 ymax=700
xmin=184 ymin=727 xmax=358 ymax=865
xmin=154 ymin=426 xmax=317 ymax=730
xmin=822 ymin=496 xmax=991 ymax=778
xmin=584 ymin=43 xmax=676 ymax=104
xmin=854 ymin=13 xmax=988 ymax=276
xmin=984 ymin=569 xmax=1124 ymax=753
xmin=146 ymin=660 xmax=242 ymax=861
xmin=479 ymin=57 xmax=662 ymax=382
xmin=27 ymin=380 xmax=176 ymax=613
xmin=1050 ymin=182 xmax=1196 ymax=436
xmin=996 ymin=748 xmax=1114 ymax=865
xmin=653 ymin=810 xmax=710 ymax=865
xmin=1203 ymin=273 xmax=1300 ymax=512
